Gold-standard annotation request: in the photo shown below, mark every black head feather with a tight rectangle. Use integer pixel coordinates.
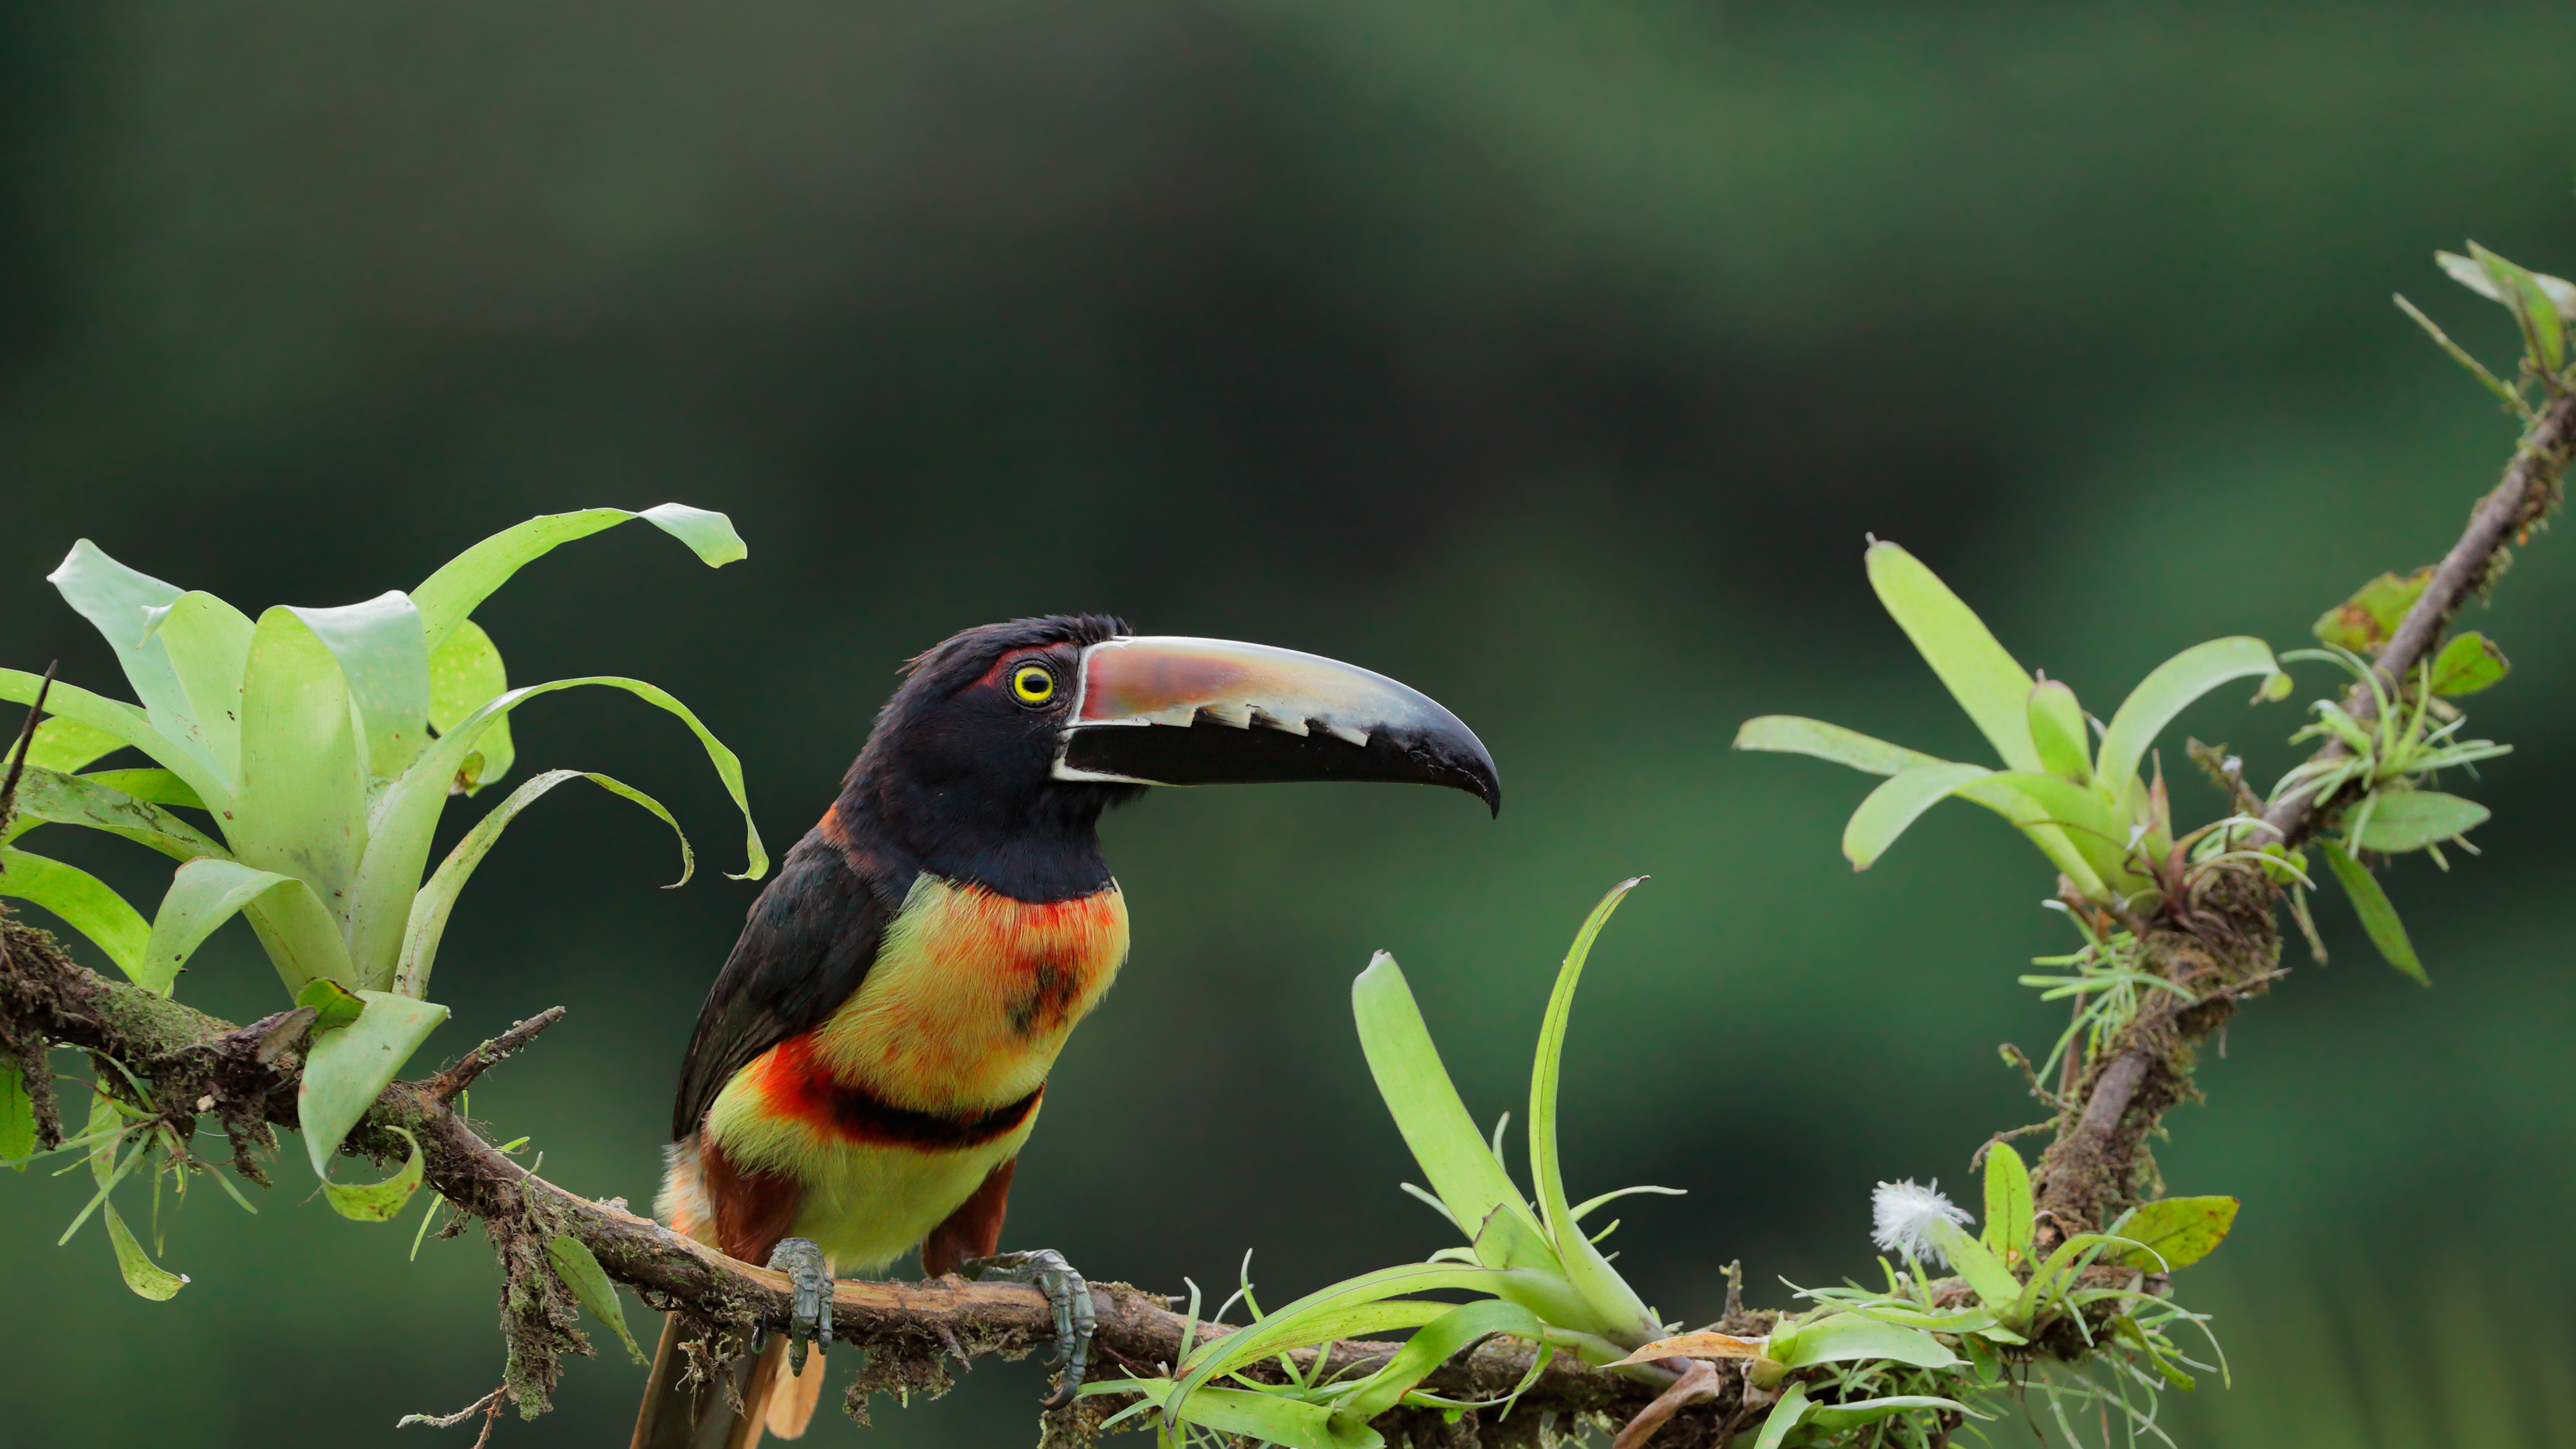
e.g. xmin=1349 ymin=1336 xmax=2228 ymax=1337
xmin=835 ymin=614 xmax=1140 ymax=900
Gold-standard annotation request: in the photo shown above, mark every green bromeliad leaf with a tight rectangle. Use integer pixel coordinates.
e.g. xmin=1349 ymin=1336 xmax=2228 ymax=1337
xmin=1865 ymin=541 xmax=2043 ymax=773
xmin=1526 ymin=879 xmax=1659 ymax=1344
xmin=284 ymin=592 xmax=433 ymax=780
xmin=24 ymin=718 xmax=128 ymax=774
xmin=2094 ymin=636 xmax=2279 ymax=824
xmin=1352 ymin=953 xmax=1549 ymax=1258
xmin=396 ymin=769 xmax=690 ymax=998
xmin=547 ymin=1234 xmax=648 ymax=1364
xmin=300 ymin=994 xmax=449 ymax=1174
xmin=317 ymin=1125 xmax=426 ymax=1222
xmin=1 ymin=765 xmax=227 ymax=861
xmin=411 ymin=504 xmax=746 ymax=659
xmin=2027 ymin=680 xmax=2092 ymax=786
xmin=0 ymin=848 xmax=148 ymax=979
xmin=1730 ymin=716 xmax=1942 ymax=777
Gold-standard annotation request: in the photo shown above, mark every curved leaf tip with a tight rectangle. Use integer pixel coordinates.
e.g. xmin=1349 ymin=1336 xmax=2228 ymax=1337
xmin=641 ymin=504 xmax=747 ymax=567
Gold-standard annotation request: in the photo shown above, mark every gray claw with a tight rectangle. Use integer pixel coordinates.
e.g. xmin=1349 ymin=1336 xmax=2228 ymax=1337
xmin=961 ymin=1248 xmax=1095 ymax=1407
xmin=765 ymin=1236 xmax=835 ymax=1375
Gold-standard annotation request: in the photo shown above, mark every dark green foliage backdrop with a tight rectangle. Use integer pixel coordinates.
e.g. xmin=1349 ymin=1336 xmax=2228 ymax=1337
xmin=3 ymin=3 xmax=2571 ymax=1443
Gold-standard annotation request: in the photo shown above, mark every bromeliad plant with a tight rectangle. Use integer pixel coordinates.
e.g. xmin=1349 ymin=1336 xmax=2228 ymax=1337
xmin=1734 ymin=541 xmax=2292 ymax=918
xmin=0 ymin=506 xmax=766 ymax=1290
xmin=1084 ymin=882 xmax=1977 ymax=1449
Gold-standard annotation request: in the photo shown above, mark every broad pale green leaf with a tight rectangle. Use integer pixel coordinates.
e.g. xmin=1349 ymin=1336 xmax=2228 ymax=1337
xmin=2027 ymin=680 xmax=2092 ymax=786
xmin=427 ymin=619 xmax=513 ymax=794
xmin=2314 ymin=570 xmax=2430 ymax=653
xmin=1730 ymin=716 xmax=1942 ymax=777
xmin=1527 ymin=879 xmax=1658 ymax=1344
xmin=78 ymin=769 xmax=207 ymax=810
xmin=1 ymin=765 xmax=227 ymax=861
xmin=1843 ymin=763 xmax=1990 ymax=871
xmin=25 ymin=718 xmax=127 ymax=773
xmin=411 ymin=504 xmax=747 ymax=659
xmin=2472 ymin=242 xmax=2567 ymax=371
xmin=0 ymin=1062 xmax=34 ymax=1167
xmin=1864 ymin=541 xmax=2041 ymax=771
xmin=318 ymin=1124 xmax=425 ymax=1222
xmin=231 ymin=607 xmax=368 ymax=924
xmin=1924 ymin=1220 xmax=2023 ymax=1320
xmin=1980 ymin=1142 xmax=2035 ymax=1269
xmin=1770 ymin=1314 xmax=1956 ymax=1369
xmin=1098 ymin=1378 xmax=1381 ymax=1449
xmin=2355 ymin=791 xmax=2489 ymax=853
xmin=2320 ymin=839 xmax=2426 ymax=983
xmin=45 ymin=542 xmax=197 ymax=760
xmin=547 ymin=1234 xmax=647 ymax=1363
xmin=396 ymin=769 xmax=690 ymax=999
xmin=102 ymin=1202 xmax=188 ymax=1299
xmin=2114 ymin=1195 xmax=2239 ymax=1273
xmin=0 ymin=849 xmax=148 ymax=979
xmin=2428 ymin=632 xmax=2509 ymax=696
xmin=2095 ymin=637 xmax=2279 ymax=823
xmin=300 ymin=994 xmax=449 ymax=1174
xmin=1807 ymin=1397 xmax=1973 ymax=1432
xmin=1753 ymin=1384 xmax=1812 ymax=1449
xmin=352 ymin=674 xmax=767 ymax=990
xmin=136 ymin=592 xmax=256 ymax=784
xmin=138 ymin=859 xmax=317 ymax=996
xmin=1335 ymin=1300 xmax=1546 ymax=1422
xmin=0 ymin=669 xmax=224 ymax=810
xmin=2439 ymin=248 xmax=2576 ymax=319
xmin=285 ymin=592 xmax=432 ymax=779
xmin=1353 ymin=954 xmax=1548 ymax=1255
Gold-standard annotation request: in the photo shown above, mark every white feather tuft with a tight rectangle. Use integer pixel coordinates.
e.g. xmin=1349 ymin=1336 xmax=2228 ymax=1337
xmin=1871 ymin=1179 xmax=1972 ymax=1267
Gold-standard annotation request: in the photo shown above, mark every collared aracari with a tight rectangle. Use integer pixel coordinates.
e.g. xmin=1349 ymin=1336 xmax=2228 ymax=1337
xmin=631 ymin=616 xmax=1499 ymax=1448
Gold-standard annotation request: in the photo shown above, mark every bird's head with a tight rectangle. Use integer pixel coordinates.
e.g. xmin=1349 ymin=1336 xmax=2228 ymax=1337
xmin=848 ymin=614 xmax=1499 ymax=886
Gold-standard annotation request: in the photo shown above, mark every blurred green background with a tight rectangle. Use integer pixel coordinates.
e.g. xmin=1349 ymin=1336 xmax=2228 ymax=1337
xmin=4 ymin=2 xmax=2573 ymax=1444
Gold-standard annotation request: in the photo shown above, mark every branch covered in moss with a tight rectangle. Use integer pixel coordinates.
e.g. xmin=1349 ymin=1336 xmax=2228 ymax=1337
xmin=0 ymin=916 xmax=1667 ymax=1440
xmin=2026 ymin=388 xmax=2576 ymax=1246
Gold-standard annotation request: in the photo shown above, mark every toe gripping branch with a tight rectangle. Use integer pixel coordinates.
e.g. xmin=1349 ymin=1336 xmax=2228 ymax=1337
xmin=762 ymin=1238 xmax=836 ymax=1375
xmin=962 ymin=1249 xmax=1097 ymax=1407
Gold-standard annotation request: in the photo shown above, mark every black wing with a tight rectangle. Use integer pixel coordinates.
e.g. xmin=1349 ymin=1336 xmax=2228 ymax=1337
xmin=671 ymin=828 xmax=904 ymax=1140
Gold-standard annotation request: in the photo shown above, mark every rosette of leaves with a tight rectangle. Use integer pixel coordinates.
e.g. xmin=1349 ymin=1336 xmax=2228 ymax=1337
xmin=1779 ymin=1146 xmax=2233 ymax=1447
xmin=1087 ymin=881 xmax=1957 ymax=1448
xmin=0 ymin=506 xmax=766 ymax=1293
xmin=1735 ymin=541 xmax=2287 ymax=913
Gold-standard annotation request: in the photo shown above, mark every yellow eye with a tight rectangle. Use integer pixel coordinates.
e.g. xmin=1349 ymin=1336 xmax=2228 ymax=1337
xmin=1011 ymin=663 xmax=1057 ymax=705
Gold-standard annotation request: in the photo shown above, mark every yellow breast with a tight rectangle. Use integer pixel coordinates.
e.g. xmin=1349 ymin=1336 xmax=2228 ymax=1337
xmin=811 ymin=873 xmax=1130 ymax=1114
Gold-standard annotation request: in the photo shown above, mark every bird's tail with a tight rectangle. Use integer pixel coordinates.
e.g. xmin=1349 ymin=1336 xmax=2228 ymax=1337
xmin=631 ymin=1313 xmax=830 ymax=1449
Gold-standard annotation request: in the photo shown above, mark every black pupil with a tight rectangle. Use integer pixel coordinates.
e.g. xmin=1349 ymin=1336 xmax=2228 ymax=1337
xmin=1022 ymin=671 xmax=1047 ymax=694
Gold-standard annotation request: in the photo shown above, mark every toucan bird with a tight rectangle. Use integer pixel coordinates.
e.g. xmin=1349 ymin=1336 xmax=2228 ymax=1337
xmin=631 ymin=616 xmax=1499 ymax=1448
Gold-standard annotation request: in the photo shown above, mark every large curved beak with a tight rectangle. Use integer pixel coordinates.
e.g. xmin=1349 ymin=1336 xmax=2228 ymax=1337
xmin=1053 ymin=636 xmax=1501 ymax=815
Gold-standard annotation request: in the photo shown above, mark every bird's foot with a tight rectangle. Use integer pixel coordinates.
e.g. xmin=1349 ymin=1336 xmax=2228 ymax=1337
xmin=961 ymin=1248 xmax=1095 ymax=1407
xmin=763 ymin=1236 xmax=835 ymax=1375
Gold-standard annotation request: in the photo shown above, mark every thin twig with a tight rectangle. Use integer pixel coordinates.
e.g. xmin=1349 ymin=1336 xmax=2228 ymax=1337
xmin=428 ymin=1008 xmax=568 ymax=1104
xmin=0 ymin=662 xmax=57 ymax=849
